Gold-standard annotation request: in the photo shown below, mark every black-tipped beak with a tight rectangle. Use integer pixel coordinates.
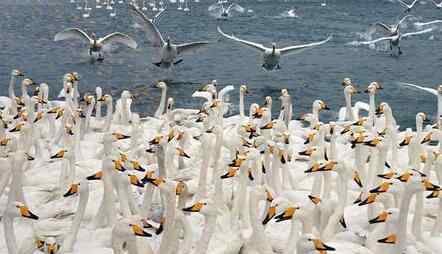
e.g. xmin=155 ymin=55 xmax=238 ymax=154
xmin=23 ymin=210 xmax=39 ymax=220
xmin=156 ymin=223 xmax=164 ymax=235
xmin=262 ymin=207 xmax=276 ymax=225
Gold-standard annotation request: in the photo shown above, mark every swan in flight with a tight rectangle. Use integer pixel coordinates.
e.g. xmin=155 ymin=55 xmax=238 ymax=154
xmin=54 ymin=28 xmax=137 ymax=61
xmin=208 ymin=1 xmax=245 ymax=19
xmin=217 ymin=26 xmax=332 ymax=71
xmin=129 ymin=4 xmax=210 ymax=68
xmin=397 ymin=0 xmax=420 ymax=12
xmin=357 ymin=16 xmax=432 ymax=56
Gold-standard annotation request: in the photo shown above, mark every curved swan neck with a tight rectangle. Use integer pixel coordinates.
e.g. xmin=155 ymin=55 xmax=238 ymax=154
xmin=9 ymin=75 xmax=17 ymax=99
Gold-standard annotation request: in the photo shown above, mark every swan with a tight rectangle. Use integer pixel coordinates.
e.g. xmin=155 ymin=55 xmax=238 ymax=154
xmin=129 ymin=4 xmax=210 ymax=68
xmin=54 ymin=28 xmax=137 ymax=61
xmin=0 ymin=69 xmax=24 ymax=116
xmin=397 ymin=82 xmax=442 ymax=125
xmin=357 ymin=20 xmax=432 ymax=56
xmin=364 ymin=82 xmax=383 ymax=130
xmin=3 ymin=201 xmax=39 ymax=254
xmin=153 ymin=82 xmax=168 ymax=118
xmin=217 ymin=26 xmax=332 ymax=71
xmin=208 ymin=2 xmax=244 ymax=19
xmin=338 ymin=80 xmax=369 ymax=122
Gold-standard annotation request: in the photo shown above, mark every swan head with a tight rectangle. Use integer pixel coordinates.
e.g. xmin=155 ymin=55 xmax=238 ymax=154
xmin=83 ymin=95 xmax=95 ymax=106
xmin=166 ymin=97 xmax=174 ymax=111
xmin=240 ymin=85 xmax=249 ymax=94
xmin=11 ymin=201 xmax=39 ymax=220
xmin=22 ymin=78 xmax=36 ymax=87
xmin=438 ymin=85 xmax=442 ymax=95
xmin=280 ymin=88 xmax=289 ymax=97
xmin=166 ymin=37 xmax=171 ymax=47
xmin=296 ymin=235 xmax=336 ymax=252
xmin=313 ymin=100 xmax=330 ymax=111
xmin=96 ymin=86 xmax=103 ymax=97
xmin=43 ymin=237 xmax=59 ymax=254
xmin=154 ymin=81 xmax=167 ymax=89
xmin=344 ymin=84 xmax=358 ymax=95
xmin=11 ymin=69 xmax=24 ymax=77
xmin=262 ymin=197 xmax=291 ymax=224
xmin=365 ymin=81 xmax=383 ymax=94
xmin=91 ymin=33 xmax=97 ymax=40
xmin=97 ymin=94 xmax=112 ymax=103
xmin=369 ymin=208 xmax=398 ymax=225
xmin=182 ymin=199 xmax=219 ymax=215
xmin=121 ymin=90 xmax=132 ymax=100
xmin=271 ymin=42 xmax=276 ymax=51
xmin=50 ymin=149 xmax=69 ymax=159
xmin=129 ymin=223 xmax=152 ymax=237
xmin=416 ymin=112 xmax=430 ymax=124
xmin=263 ymin=96 xmax=272 ymax=107
xmin=341 ymin=77 xmax=354 ymax=87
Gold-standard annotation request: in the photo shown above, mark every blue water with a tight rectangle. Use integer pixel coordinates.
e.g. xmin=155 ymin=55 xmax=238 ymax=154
xmin=1 ymin=0 xmax=441 ymax=128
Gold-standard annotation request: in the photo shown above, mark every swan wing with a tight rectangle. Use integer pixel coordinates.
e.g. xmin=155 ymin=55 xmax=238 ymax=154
xmin=218 ymin=85 xmax=235 ymax=101
xmin=227 ymin=3 xmax=245 ymax=13
xmin=153 ymin=8 xmax=166 ymax=24
xmin=397 ymin=15 xmax=413 ymax=28
xmin=375 ymin=22 xmax=393 ymax=34
xmin=397 ymin=82 xmax=437 ymax=95
xmin=402 ymin=28 xmax=433 ymax=37
xmin=354 ymin=101 xmax=370 ymax=113
xmin=54 ymin=28 xmax=92 ymax=44
xmin=208 ymin=2 xmax=223 ymax=12
xmin=397 ymin=0 xmax=410 ymax=8
xmin=98 ymin=33 xmax=138 ymax=49
xmin=357 ymin=36 xmax=396 ymax=45
xmin=129 ymin=4 xmax=164 ymax=47
xmin=217 ymin=26 xmax=268 ymax=52
xmin=415 ymin=20 xmax=442 ymax=27
xmin=192 ymin=91 xmax=212 ymax=101
xmin=176 ymin=41 xmax=210 ymax=55
xmin=338 ymin=107 xmax=347 ymax=121
xmin=279 ymin=35 xmax=332 ymax=56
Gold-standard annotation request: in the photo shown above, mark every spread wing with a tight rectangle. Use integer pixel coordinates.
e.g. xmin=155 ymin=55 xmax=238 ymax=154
xmin=397 ymin=82 xmax=437 ymax=95
xmin=279 ymin=35 xmax=332 ymax=56
xmin=217 ymin=26 xmax=267 ymax=52
xmin=375 ymin=22 xmax=393 ymax=34
xmin=176 ymin=42 xmax=210 ymax=55
xmin=357 ymin=36 xmax=396 ymax=45
xmin=54 ymin=28 xmax=92 ymax=44
xmin=129 ymin=4 xmax=164 ymax=47
xmin=98 ymin=33 xmax=138 ymax=49
xmin=402 ymin=28 xmax=433 ymax=37
xmin=226 ymin=3 xmax=245 ymax=13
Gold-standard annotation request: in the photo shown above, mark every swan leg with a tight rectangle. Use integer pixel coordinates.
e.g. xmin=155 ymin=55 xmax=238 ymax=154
xmin=398 ymin=46 xmax=403 ymax=55
xmin=97 ymin=52 xmax=104 ymax=62
xmin=276 ymin=64 xmax=281 ymax=70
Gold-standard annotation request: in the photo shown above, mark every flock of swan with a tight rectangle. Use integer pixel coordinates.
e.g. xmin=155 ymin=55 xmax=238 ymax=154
xmin=0 ymin=65 xmax=442 ymax=254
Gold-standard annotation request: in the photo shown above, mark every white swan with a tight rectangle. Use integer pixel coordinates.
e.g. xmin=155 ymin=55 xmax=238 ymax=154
xmin=208 ymin=2 xmax=244 ymax=19
xmin=217 ymin=26 xmax=332 ymax=71
xmin=338 ymin=81 xmax=369 ymax=122
xmin=357 ymin=25 xmax=432 ymax=56
xmin=129 ymin=4 xmax=210 ymax=68
xmin=54 ymin=28 xmax=137 ymax=61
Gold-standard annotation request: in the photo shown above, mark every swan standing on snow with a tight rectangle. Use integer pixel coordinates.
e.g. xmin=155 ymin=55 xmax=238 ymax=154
xmin=358 ymin=15 xmax=432 ymax=56
xmin=217 ymin=26 xmax=331 ymax=71
xmin=129 ymin=4 xmax=210 ymax=68
xmin=208 ymin=1 xmax=244 ymax=19
xmin=54 ymin=28 xmax=138 ymax=61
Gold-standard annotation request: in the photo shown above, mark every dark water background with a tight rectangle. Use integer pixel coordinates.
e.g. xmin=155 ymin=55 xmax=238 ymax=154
xmin=1 ymin=0 xmax=442 ymax=128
